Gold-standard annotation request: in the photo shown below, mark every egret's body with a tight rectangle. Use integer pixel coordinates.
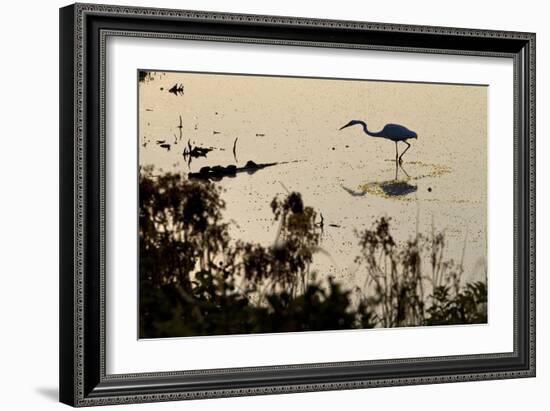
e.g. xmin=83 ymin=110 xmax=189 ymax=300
xmin=339 ymin=120 xmax=417 ymax=163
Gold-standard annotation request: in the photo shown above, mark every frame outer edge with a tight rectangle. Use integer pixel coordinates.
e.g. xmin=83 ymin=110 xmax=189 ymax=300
xmin=74 ymin=2 xmax=534 ymax=39
xmin=64 ymin=2 xmax=537 ymax=407
xmin=59 ymin=3 xmax=77 ymax=407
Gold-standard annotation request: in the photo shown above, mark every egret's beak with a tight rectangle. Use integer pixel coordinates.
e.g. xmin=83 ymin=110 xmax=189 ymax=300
xmin=339 ymin=123 xmax=352 ymax=131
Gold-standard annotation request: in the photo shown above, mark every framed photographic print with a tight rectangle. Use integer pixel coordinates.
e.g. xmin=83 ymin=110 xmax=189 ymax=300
xmin=59 ymin=3 xmax=536 ymax=407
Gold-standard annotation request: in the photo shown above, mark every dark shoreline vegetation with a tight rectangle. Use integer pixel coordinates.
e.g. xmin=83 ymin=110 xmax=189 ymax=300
xmin=139 ymin=166 xmax=487 ymax=338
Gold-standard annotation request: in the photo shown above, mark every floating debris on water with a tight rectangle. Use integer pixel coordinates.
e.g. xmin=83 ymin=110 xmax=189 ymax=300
xmin=183 ymin=139 xmax=213 ymax=159
xmin=358 ymin=162 xmax=451 ymax=200
xmin=385 ymin=160 xmax=451 ymax=178
xmin=213 ymin=130 xmax=221 ymax=135
xmin=185 ymin=146 xmax=212 ymax=157
xmin=159 ymin=143 xmax=171 ymax=151
xmin=256 ymin=133 xmax=265 ymax=137
xmin=411 ymin=161 xmax=452 ymax=178
xmin=168 ymin=83 xmax=184 ymax=96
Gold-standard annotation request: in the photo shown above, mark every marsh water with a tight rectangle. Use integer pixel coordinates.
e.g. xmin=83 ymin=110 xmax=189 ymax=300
xmin=139 ymin=71 xmax=487 ymax=288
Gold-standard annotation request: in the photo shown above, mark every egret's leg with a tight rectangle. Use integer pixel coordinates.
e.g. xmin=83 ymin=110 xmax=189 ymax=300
xmin=399 ymin=161 xmax=410 ymax=178
xmin=398 ymin=141 xmax=411 ymax=164
xmin=395 ymin=141 xmax=399 ymax=163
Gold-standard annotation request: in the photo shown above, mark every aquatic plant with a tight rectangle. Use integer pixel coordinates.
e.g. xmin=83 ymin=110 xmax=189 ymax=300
xmin=138 ymin=70 xmax=152 ymax=83
xmin=354 ymin=217 xmax=486 ymax=328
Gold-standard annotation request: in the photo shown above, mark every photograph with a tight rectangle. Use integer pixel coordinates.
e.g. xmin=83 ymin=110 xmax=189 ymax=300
xmin=55 ymin=2 xmax=536 ymax=407
xmin=138 ymin=70 xmax=488 ymax=338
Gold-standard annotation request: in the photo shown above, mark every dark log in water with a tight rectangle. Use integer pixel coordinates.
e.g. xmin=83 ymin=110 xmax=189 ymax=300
xmin=188 ymin=160 xmax=279 ymax=181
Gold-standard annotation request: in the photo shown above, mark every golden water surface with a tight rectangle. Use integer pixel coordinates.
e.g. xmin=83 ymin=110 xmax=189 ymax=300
xmin=139 ymin=71 xmax=487 ymax=287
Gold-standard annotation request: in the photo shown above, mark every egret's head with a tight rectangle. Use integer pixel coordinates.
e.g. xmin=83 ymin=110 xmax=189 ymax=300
xmin=339 ymin=120 xmax=364 ymax=131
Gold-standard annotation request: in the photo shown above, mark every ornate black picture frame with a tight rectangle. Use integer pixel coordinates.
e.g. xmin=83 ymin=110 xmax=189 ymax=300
xmin=59 ymin=3 xmax=535 ymax=407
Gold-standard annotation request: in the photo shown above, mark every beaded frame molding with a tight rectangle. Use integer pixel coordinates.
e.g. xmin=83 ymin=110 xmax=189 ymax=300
xmin=59 ymin=3 xmax=535 ymax=407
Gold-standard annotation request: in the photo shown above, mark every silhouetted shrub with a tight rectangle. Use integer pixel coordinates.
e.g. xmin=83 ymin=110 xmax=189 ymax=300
xmin=354 ymin=218 xmax=486 ymax=328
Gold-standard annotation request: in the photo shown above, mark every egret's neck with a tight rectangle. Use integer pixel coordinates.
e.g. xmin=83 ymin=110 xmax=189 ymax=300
xmin=359 ymin=121 xmax=382 ymax=137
